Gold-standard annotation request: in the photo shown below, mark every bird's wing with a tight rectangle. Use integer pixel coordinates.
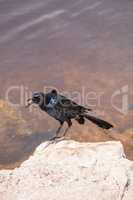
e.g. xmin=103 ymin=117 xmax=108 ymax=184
xmin=56 ymin=95 xmax=92 ymax=113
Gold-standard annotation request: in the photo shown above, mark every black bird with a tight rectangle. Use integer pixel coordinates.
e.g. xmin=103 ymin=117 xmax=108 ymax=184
xmin=27 ymin=89 xmax=113 ymax=139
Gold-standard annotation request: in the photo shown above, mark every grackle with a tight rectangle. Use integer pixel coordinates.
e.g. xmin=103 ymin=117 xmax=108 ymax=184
xmin=26 ymin=89 xmax=113 ymax=139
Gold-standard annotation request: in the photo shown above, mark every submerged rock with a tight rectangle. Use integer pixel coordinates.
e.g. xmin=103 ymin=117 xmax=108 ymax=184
xmin=0 ymin=140 xmax=133 ymax=200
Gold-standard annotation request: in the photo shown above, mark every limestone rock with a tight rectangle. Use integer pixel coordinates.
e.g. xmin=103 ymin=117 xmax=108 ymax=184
xmin=0 ymin=140 xmax=133 ymax=200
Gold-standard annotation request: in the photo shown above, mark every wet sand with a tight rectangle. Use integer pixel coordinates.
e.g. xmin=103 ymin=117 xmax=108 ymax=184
xmin=0 ymin=0 xmax=133 ymax=169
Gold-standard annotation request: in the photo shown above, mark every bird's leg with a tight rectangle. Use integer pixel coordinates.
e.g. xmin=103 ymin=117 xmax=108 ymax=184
xmin=49 ymin=122 xmax=64 ymax=141
xmin=56 ymin=122 xmax=64 ymax=137
xmin=62 ymin=119 xmax=72 ymax=137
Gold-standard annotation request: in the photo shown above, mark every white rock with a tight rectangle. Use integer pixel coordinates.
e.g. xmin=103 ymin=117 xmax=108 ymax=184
xmin=0 ymin=140 xmax=133 ymax=200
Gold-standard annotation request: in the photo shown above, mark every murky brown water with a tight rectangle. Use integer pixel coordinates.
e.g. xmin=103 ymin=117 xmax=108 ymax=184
xmin=0 ymin=0 xmax=133 ymax=169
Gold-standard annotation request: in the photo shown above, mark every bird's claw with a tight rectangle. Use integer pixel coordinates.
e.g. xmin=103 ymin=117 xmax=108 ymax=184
xmin=49 ymin=136 xmax=65 ymax=142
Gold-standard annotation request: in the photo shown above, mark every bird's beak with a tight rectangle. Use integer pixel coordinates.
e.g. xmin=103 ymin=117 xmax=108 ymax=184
xmin=25 ymin=98 xmax=33 ymax=108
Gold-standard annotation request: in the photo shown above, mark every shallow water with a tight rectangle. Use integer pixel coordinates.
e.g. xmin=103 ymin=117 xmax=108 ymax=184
xmin=0 ymin=0 xmax=133 ymax=169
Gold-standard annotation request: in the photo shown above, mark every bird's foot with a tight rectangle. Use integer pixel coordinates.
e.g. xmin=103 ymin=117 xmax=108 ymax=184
xmin=49 ymin=135 xmax=65 ymax=142
xmin=49 ymin=136 xmax=60 ymax=141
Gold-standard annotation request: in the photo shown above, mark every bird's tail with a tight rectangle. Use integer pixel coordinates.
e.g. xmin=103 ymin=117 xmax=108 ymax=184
xmin=84 ymin=114 xmax=113 ymax=129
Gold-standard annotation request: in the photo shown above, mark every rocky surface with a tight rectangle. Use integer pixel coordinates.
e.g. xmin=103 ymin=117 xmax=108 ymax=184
xmin=0 ymin=140 xmax=133 ymax=200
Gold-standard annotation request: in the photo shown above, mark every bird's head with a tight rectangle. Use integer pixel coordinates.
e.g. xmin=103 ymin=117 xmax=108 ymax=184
xmin=26 ymin=92 xmax=44 ymax=107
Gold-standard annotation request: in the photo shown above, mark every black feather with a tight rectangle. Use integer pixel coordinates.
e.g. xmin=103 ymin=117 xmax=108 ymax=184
xmin=84 ymin=115 xmax=113 ymax=129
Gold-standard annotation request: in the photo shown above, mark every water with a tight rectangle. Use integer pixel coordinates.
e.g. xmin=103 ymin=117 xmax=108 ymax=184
xmin=0 ymin=0 xmax=133 ymax=169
